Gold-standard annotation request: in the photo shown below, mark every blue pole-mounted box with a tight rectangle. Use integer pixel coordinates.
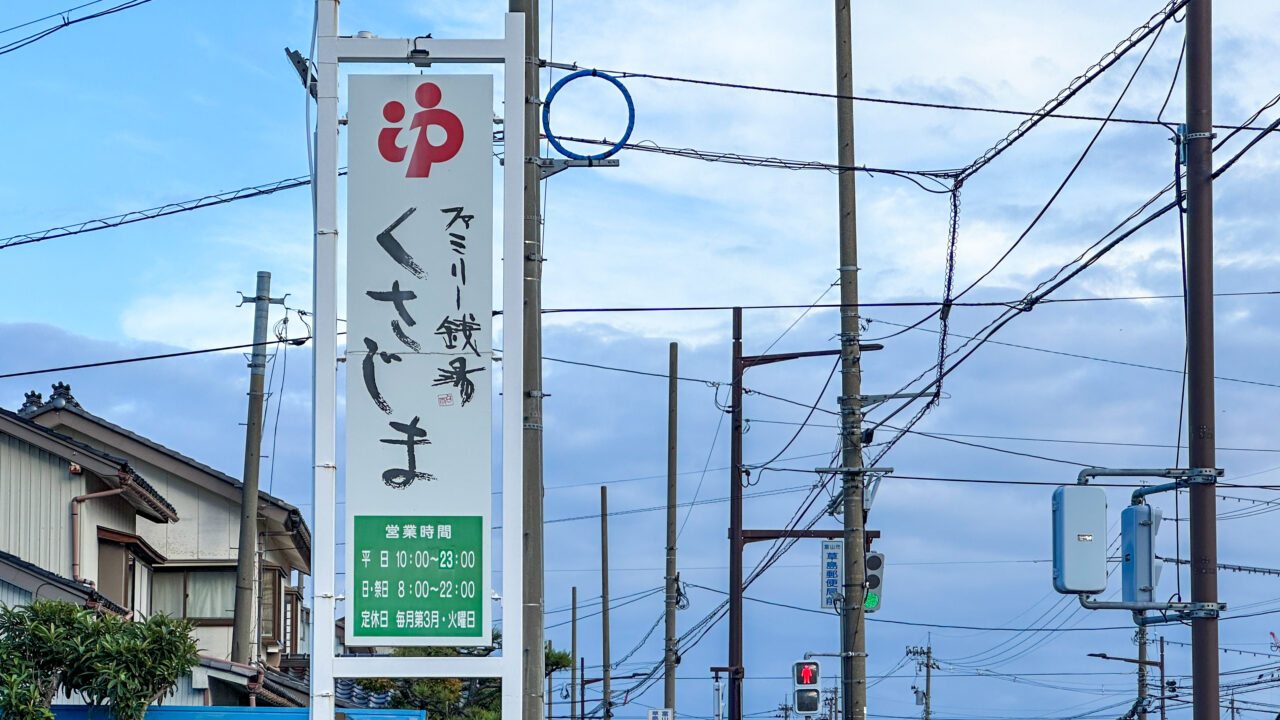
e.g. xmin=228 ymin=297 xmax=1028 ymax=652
xmin=1121 ymin=503 xmax=1164 ymax=602
xmin=1052 ymin=485 xmax=1108 ymax=594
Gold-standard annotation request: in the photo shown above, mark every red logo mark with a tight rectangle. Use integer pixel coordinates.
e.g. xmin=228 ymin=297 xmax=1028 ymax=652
xmin=379 ymin=83 xmax=465 ymax=177
xmin=438 ymin=393 xmax=454 ymax=407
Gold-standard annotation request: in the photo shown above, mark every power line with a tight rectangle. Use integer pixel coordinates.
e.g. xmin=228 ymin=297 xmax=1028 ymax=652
xmin=0 ymin=0 xmax=155 ymax=57
xmin=0 ymin=0 xmax=108 ymax=35
xmin=536 ymin=60 xmax=1275 ymax=136
xmin=745 ymin=420 xmax=1280 ymax=455
xmin=868 ymin=317 xmax=1280 ymax=390
xmin=0 ymin=171 xmax=334 ymax=250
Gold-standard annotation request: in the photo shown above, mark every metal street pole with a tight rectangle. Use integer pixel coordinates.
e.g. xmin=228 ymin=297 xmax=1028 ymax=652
xmin=834 ymin=3 xmax=866 ymax=720
xmin=665 ymin=342 xmax=680 ymax=713
xmin=508 ymin=2 xmax=546 ymax=719
xmin=728 ymin=308 xmax=745 ymax=720
xmin=601 ymin=486 xmax=612 ymax=720
xmin=1087 ymin=650 xmax=1164 ymax=720
xmin=232 ymin=270 xmax=282 ymax=664
xmin=572 ymin=587 xmax=579 ymax=720
xmin=1184 ymin=3 xmax=1220 ymax=720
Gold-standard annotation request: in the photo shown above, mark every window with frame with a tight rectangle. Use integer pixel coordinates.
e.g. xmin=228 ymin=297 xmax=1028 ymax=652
xmin=151 ymin=567 xmax=235 ymax=622
xmin=260 ymin=566 xmax=284 ymax=644
xmin=95 ymin=528 xmax=162 ymax=616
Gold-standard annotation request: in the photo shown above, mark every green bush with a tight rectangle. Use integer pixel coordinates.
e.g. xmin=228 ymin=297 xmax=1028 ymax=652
xmin=0 ymin=601 xmax=198 ymax=720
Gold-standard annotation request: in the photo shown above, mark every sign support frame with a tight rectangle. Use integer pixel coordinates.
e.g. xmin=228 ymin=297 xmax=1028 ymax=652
xmin=310 ymin=5 xmax=525 ymax=719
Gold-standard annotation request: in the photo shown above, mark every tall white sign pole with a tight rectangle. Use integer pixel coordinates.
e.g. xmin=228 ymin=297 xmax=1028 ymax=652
xmin=311 ymin=5 xmax=526 ymax=717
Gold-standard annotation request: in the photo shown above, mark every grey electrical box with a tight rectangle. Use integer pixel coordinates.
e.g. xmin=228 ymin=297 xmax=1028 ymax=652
xmin=1052 ymin=485 xmax=1108 ymax=594
xmin=1122 ymin=503 xmax=1163 ymax=602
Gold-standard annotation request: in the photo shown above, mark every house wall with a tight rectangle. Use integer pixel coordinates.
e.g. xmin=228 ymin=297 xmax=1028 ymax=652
xmin=194 ymin=624 xmax=233 ymax=661
xmin=0 ymin=577 xmax=32 ymax=606
xmin=76 ymin=474 xmax=139 ymax=589
xmin=0 ymin=434 xmax=79 ymax=578
xmin=52 ymin=427 xmax=240 ymax=562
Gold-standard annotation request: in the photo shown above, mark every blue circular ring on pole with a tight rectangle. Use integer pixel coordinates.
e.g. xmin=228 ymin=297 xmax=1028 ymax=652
xmin=542 ymin=69 xmax=635 ymax=161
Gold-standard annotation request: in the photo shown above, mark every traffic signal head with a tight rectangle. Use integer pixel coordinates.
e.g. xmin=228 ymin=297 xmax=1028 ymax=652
xmin=1121 ymin=503 xmax=1163 ymax=602
xmin=864 ymin=552 xmax=884 ymax=613
xmin=793 ymin=661 xmax=821 ymax=715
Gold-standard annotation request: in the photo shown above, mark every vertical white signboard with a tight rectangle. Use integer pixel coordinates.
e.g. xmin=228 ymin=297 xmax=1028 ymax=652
xmin=346 ymin=74 xmax=493 ymax=646
xmin=820 ymin=540 xmax=843 ymax=610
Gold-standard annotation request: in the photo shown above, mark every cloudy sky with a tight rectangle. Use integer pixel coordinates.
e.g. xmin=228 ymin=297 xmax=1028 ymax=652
xmin=3 ymin=1 xmax=1280 ymax=719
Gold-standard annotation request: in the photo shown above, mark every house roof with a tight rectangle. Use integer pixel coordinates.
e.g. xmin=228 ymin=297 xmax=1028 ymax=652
xmin=0 ymin=548 xmax=127 ymax=614
xmin=0 ymin=406 xmax=177 ymax=523
xmin=20 ymin=383 xmax=311 ymax=570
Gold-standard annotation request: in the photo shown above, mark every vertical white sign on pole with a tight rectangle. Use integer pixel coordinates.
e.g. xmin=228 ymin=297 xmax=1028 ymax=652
xmin=345 ymin=74 xmax=494 ymax=647
xmin=312 ymin=5 xmax=525 ymax=713
xmin=821 ymin=540 xmax=844 ymax=610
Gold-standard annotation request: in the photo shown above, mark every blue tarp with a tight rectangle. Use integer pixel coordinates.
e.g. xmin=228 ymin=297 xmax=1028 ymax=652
xmin=52 ymin=708 xmax=424 ymax=720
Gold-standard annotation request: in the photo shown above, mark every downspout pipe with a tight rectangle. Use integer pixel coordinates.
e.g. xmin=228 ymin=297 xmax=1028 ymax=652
xmin=71 ymin=485 xmax=127 ymax=583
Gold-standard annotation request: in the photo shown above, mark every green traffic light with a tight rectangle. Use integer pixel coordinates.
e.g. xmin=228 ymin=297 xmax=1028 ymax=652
xmin=864 ymin=591 xmax=880 ymax=610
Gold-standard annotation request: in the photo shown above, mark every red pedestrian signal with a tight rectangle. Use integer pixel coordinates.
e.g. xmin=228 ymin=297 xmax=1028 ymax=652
xmin=793 ymin=661 xmax=821 ymax=715
xmin=794 ymin=661 xmax=820 ymax=686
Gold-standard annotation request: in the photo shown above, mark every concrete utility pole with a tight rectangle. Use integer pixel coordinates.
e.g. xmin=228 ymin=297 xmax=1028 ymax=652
xmin=777 ymin=704 xmax=793 ymax=720
xmin=1183 ymin=3 xmax=1220 ymax=720
xmin=833 ymin=3 xmax=867 ymax=720
xmin=232 ymin=271 xmax=284 ymax=664
xmin=601 ymin=486 xmax=613 ymax=719
xmin=572 ymin=586 xmax=579 ymax=720
xmin=665 ymin=342 xmax=680 ymax=714
xmin=1137 ymin=627 xmax=1149 ymax=720
xmin=508 ymin=1 xmax=546 ymax=719
xmin=906 ymin=645 xmax=934 ymax=720
xmin=1159 ymin=638 xmax=1166 ymax=720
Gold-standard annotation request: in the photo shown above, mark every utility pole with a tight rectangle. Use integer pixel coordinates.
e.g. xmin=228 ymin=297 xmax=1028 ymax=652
xmin=728 ymin=309 xmax=745 ymax=720
xmin=777 ymin=704 xmax=793 ymax=720
xmin=232 ymin=270 xmax=283 ymax=664
xmin=601 ymin=486 xmax=612 ymax=720
xmin=906 ymin=645 xmax=934 ymax=720
xmin=1087 ymin=647 xmax=1164 ymax=720
xmin=834 ymin=3 xmax=867 ymax=720
xmin=572 ymin=587 xmax=579 ymax=720
xmin=1137 ymin=627 xmax=1149 ymax=720
xmin=1184 ymin=3 xmax=1220 ymax=720
xmin=665 ymin=342 xmax=680 ymax=714
xmin=1159 ymin=637 xmax=1166 ymax=720
xmin=508 ymin=1 xmax=545 ymax=719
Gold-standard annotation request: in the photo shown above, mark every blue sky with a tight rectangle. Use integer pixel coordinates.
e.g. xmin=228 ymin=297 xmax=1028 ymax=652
xmin=4 ymin=2 xmax=1280 ymax=719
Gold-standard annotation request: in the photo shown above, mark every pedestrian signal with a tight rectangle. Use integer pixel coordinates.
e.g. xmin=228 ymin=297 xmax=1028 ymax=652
xmin=793 ymin=661 xmax=821 ymax=715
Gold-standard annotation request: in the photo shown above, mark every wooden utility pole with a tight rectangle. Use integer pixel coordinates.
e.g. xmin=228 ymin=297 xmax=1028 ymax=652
xmin=665 ymin=342 xmax=680 ymax=713
xmin=1184 ymin=3 xmax=1220 ymax=720
xmin=572 ymin=587 xmax=579 ymax=720
xmin=508 ymin=2 xmax=546 ymax=719
xmin=834 ymin=3 xmax=867 ymax=720
xmin=232 ymin=270 xmax=282 ymax=664
xmin=601 ymin=487 xmax=612 ymax=719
